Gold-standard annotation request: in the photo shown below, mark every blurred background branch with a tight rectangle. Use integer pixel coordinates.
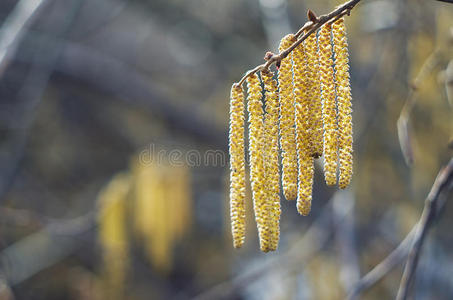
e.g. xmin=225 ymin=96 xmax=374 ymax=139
xmin=0 ymin=0 xmax=50 ymax=77
xmin=396 ymin=157 xmax=453 ymax=300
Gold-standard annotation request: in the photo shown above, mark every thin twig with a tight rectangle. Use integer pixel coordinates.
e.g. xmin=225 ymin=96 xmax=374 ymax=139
xmin=348 ymin=227 xmax=416 ymax=300
xmin=433 ymin=0 xmax=453 ymax=3
xmin=397 ymin=49 xmax=441 ymax=166
xmin=349 ymin=158 xmax=453 ymax=300
xmin=236 ymin=0 xmax=362 ymax=86
xmin=396 ymin=157 xmax=453 ymax=300
xmin=0 ymin=0 xmax=51 ymax=77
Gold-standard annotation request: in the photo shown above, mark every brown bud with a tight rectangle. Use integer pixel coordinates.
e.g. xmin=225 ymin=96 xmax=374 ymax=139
xmin=264 ymin=52 xmax=274 ymax=61
xmin=307 ymin=9 xmax=318 ymax=23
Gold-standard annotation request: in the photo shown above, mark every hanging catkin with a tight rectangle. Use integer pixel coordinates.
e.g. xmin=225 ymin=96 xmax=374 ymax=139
xmin=98 ymin=173 xmax=130 ymax=298
xmin=261 ymin=69 xmax=281 ymax=251
xmin=293 ymin=41 xmax=314 ymax=216
xmin=229 ymin=84 xmax=246 ymax=248
xmin=246 ymin=73 xmax=272 ymax=252
xmin=318 ymin=23 xmax=338 ymax=186
xmin=228 ymin=2 xmax=358 ymax=252
xmin=305 ymin=30 xmax=324 ymax=158
xmin=333 ymin=18 xmax=353 ymax=189
xmin=277 ymin=34 xmax=298 ymax=201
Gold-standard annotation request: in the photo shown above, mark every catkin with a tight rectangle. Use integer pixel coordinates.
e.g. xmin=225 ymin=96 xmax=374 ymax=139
xmin=229 ymin=10 xmax=356 ymax=252
xmin=333 ymin=18 xmax=353 ymax=189
xmin=318 ymin=23 xmax=338 ymax=186
xmin=98 ymin=173 xmax=130 ymax=297
xmin=305 ymin=30 xmax=324 ymax=158
xmin=277 ymin=34 xmax=298 ymax=201
xmin=229 ymin=84 xmax=246 ymax=248
xmin=246 ymin=73 xmax=272 ymax=252
xmin=261 ymin=69 xmax=281 ymax=251
xmin=293 ymin=40 xmax=314 ymax=216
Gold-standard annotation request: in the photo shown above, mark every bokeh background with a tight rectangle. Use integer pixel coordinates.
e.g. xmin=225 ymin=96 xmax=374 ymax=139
xmin=0 ymin=0 xmax=452 ymax=299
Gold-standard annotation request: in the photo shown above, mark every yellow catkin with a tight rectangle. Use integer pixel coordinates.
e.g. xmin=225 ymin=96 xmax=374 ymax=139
xmin=293 ymin=40 xmax=314 ymax=216
xmin=277 ymin=34 xmax=298 ymax=201
xmin=333 ymin=18 xmax=353 ymax=189
xmin=305 ymin=30 xmax=324 ymax=158
xmin=229 ymin=84 xmax=247 ymax=248
xmin=261 ymin=69 xmax=281 ymax=251
xmin=150 ymin=167 xmax=173 ymax=272
xmin=134 ymin=162 xmax=173 ymax=272
xmin=246 ymin=73 xmax=271 ymax=252
xmin=318 ymin=23 xmax=338 ymax=186
xmin=98 ymin=173 xmax=130 ymax=299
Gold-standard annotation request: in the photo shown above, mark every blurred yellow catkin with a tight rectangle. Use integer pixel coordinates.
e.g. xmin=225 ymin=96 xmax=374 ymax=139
xmin=293 ymin=40 xmax=314 ymax=216
xmin=229 ymin=84 xmax=246 ymax=248
xmin=133 ymin=161 xmax=172 ymax=272
xmin=261 ymin=69 xmax=281 ymax=251
xmin=319 ymin=23 xmax=338 ymax=186
xmin=132 ymin=158 xmax=191 ymax=272
xmin=98 ymin=173 xmax=130 ymax=299
xmin=333 ymin=18 xmax=353 ymax=189
xmin=246 ymin=73 xmax=272 ymax=252
xmin=305 ymin=30 xmax=324 ymax=158
xmin=277 ymin=34 xmax=298 ymax=201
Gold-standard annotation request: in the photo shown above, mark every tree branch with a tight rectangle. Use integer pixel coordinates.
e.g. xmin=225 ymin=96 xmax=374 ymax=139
xmin=396 ymin=157 xmax=453 ymax=300
xmin=349 ymin=158 xmax=453 ymax=299
xmin=348 ymin=227 xmax=416 ymax=300
xmin=0 ymin=0 xmax=51 ymax=77
xmin=236 ymin=0 xmax=362 ymax=86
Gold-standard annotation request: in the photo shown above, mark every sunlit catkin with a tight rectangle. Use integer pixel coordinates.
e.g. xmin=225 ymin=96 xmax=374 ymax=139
xmin=277 ymin=34 xmax=298 ymax=201
xmin=333 ymin=18 xmax=353 ymax=189
xmin=318 ymin=23 xmax=338 ymax=186
xmin=229 ymin=84 xmax=246 ymax=248
xmin=261 ymin=69 xmax=281 ymax=251
xmin=292 ymin=41 xmax=314 ymax=216
xmin=246 ymin=73 xmax=271 ymax=252
xmin=305 ymin=30 xmax=323 ymax=158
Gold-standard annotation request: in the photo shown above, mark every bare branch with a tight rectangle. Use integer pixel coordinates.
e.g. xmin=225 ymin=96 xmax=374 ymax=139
xmin=236 ymin=0 xmax=362 ymax=86
xmin=348 ymin=227 xmax=416 ymax=300
xmin=348 ymin=158 xmax=453 ymax=299
xmin=397 ymin=49 xmax=441 ymax=166
xmin=396 ymin=157 xmax=453 ymax=300
xmin=0 ymin=0 xmax=51 ymax=77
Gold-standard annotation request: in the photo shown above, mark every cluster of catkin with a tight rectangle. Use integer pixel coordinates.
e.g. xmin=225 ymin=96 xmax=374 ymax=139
xmin=229 ymin=17 xmax=353 ymax=252
xmin=98 ymin=154 xmax=192 ymax=283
